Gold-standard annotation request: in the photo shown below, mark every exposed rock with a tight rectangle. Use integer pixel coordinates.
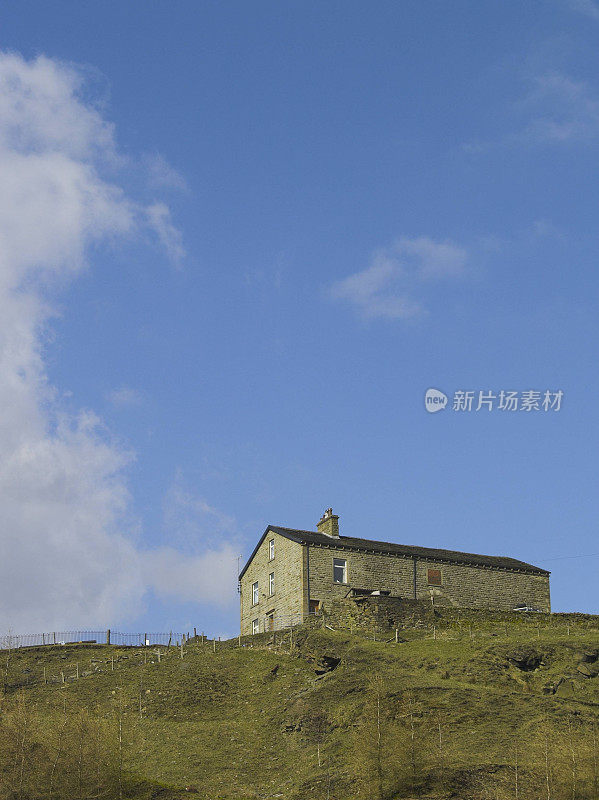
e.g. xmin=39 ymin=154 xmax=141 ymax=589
xmin=314 ymin=655 xmax=341 ymax=676
xmin=507 ymin=649 xmax=543 ymax=672
xmin=543 ymin=677 xmax=563 ymax=695
xmin=556 ymin=679 xmax=576 ymax=698
xmin=576 ymin=662 xmax=599 ymax=678
xmin=577 ymin=650 xmax=598 ymax=664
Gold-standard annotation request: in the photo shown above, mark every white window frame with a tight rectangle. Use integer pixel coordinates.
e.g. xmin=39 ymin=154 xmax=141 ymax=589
xmin=269 ymin=571 xmax=275 ymax=596
xmin=333 ymin=557 xmax=347 ymax=584
xmin=269 ymin=539 xmax=275 ymax=560
xmin=252 ymin=618 xmax=259 ymax=635
xmin=252 ymin=581 xmax=259 ymax=605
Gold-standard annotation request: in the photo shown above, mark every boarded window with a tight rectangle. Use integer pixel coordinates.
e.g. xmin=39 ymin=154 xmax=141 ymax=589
xmin=266 ymin=611 xmax=275 ymax=631
xmin=309 ymin=599 xmax=320 ymax=614
xmin=427 ymin=569 xmax=442 ymax=586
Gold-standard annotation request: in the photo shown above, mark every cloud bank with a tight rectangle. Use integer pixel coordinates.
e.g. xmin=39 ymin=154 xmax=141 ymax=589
xmin=329 ymin=236 xmax=467 ymax=320
xmin=0 ymin=52 xmax=234 ymax=632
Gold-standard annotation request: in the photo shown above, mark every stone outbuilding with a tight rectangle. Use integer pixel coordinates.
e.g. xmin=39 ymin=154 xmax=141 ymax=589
xmin=238 ymin=509 xmax=551 ymax=635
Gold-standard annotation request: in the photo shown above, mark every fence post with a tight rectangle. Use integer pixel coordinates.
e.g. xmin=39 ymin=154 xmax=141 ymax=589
xmin=53 ymin=632 xmax=56 ymax=645
xmin=106 ymin=629 xmax=111 ymax=645
xmin=42 ymin=633 xmax=45 ymax=646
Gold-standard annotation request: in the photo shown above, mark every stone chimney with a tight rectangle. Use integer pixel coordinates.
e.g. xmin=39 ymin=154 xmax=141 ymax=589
xmin=316 ymin=508 xmax=339 ymax=537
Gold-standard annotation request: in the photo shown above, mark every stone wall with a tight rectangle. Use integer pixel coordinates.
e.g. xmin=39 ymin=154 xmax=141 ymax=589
xmin=413 ymin=557 xmax=550 ymax=612
xmin=305 ymin=543 xmax=550 ymax=614
xmin=324 ymin=596 xmax=434 ymax=632
xmin=307 ymin=545 xmax=415 ymax=601
xmin=321 ymin=595 xmax=555 ymax=633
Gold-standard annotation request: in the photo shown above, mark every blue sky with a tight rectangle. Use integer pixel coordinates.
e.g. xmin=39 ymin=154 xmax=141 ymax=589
xmin=0 ymin=1 xmax=597 ymax=636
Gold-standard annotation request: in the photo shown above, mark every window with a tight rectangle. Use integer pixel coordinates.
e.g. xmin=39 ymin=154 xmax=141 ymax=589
xmin=333 ymin=558 xmax=347 ymax=584
xmin=252 ymin=581 xmax=259 ymax=605
xmin=309 ymin=599 xmax=320 ymax=614
xmin=266 ymin=611 xmax=275 ymax=631
xmin=427 ymin=568 xmax=442 ymax=586
xmin=269 ymin=539 xmax=275 ymax=560
xmin=252 ymin=618 xmax=259 ymax=635
xmin=269 ymin=571 xmax=275 ymax=596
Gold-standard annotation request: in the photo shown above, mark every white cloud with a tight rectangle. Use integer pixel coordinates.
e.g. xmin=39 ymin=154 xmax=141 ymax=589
xmin=140 ymin=478 xmax=240 ymax=607
xmin=566 ymin=0 xmax=599 ymax=21
xmin=465 ymin=68 xmax=599 ymax=152
xmin=520 ymin=72 xmax=599 ymax=143
xmin=106 ymin=386 xmax=142 ymax=407
xmin=142 ymin=545 xmax=239 ymax=605
xmin=329 ymin=236 xmax=467 ymax=320
xmin=163 ymin=479 xmax=236 ymax=545
xmin=0 ymin=52 xmax=223 ymax=633
xmin=143 ymin=152 xmax=187 ymax=191
xmin=146 ymin=202 xmax=185 ymax=265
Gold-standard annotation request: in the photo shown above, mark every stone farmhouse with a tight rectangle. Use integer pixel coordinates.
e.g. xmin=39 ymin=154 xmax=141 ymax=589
xmin=238 ymin=509 xmax=551 ymax=635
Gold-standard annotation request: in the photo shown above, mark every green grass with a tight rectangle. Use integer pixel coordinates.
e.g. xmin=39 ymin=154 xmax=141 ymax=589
xmin=3 ymin=609 xmax=599 ymax=799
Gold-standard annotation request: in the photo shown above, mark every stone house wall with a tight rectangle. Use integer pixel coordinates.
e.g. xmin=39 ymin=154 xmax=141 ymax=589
xmin=240 ymin=532 xmax=550 ymax=634
xmin=307 ymin=545 xmax=415 ymax=601
xmin=239 ymin=532 xmax=306 ymax=635
xmin=305 ymin=544 xmax=550 ymax=614
xmin=413 ymin=558 xmax=550 ymax=612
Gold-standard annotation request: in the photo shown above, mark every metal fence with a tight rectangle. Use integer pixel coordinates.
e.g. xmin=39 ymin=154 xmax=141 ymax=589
xmin=0 ymin=630 xmax=187 ymax=650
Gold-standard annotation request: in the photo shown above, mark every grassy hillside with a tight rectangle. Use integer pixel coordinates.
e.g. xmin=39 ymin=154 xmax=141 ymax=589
xmin=2 ymin=608 xmax=599 ymax=799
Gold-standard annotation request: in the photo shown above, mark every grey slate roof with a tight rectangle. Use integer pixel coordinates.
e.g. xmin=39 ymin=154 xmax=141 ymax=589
xmin=238 ymin=525 xmax=550 ymax=580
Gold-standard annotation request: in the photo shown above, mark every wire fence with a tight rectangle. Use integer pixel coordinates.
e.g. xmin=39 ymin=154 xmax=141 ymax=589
xmin=4 ymin=611 xmax=597 ymax=652
xmin=0 ymin=614 xmax=319 ymax=651
xmin=0 ymin=630 xmax=187 ymax=650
